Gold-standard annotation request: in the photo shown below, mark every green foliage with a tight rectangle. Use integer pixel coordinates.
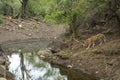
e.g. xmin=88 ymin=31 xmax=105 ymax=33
xmin=117 ymin=8 xmax=120 ymax=16
xmin=27 ymin=0 xmax=58 ymax=20
xmin=43 ymin=0 xmax=88 ymax=24
xmin=33 ymin=23 xmax=39 ymax=29
xmin=44 ymin=10 xmax=66 ymax=24
xmin=0 ymin=14 xmax=5 ymax=24
xmin=59 ymin=51 xmax=73 ymax=58
xmin=87 ymin=0 xmax=106 ymax=15
xmin=0 ymin=0 xmax=117 ymax=39
xmin=12 ymin=0 xmax=21 ymax=17
xmin=0 ymin=18 xmax=3 ymax=24
xmin=0 ymin=0 xmax=21 ymax=17
xmin=0 ymin=0 xmax=107 ymax=23
xmin=27 ymin=0 xmax=45 ymax=18
xmin=0 ymin=1 xmax=4 ymax=14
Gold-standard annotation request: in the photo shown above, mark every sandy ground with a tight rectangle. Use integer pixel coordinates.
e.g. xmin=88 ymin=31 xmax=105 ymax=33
xmin=0 ymin=18 xmax=120 ymax=80
xmin=0 ymin=18 xmax=66 ymax=80
xmin=0 ymin=18 xmax=65 ymax=43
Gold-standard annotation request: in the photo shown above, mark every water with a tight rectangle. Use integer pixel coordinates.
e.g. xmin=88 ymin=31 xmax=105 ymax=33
xmin=1 ymin=39 xmax=96 ymax=80
xmin=8 ymin=52 xmax=67 ymax=80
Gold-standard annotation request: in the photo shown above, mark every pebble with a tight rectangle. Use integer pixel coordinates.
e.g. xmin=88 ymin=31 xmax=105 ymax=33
xmin=0 ymin=65 xmax=6 ymax=70
xmin=67 ymin=64 xmax=73 ymax=68
xmin=18 ymin=24 xmax=22 ymax=28
xmin=40 ymin=55 xmax=45 ymax=58
xmin=95 ymin=71 xmax=99 ymax=74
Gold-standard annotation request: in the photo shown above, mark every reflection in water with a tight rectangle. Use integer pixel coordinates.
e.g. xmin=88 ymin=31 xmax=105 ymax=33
xmin=8 ymin=52 xmax=67 ymax=80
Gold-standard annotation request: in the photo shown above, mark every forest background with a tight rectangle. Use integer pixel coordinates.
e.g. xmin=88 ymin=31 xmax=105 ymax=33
xmin=0 ymin=0 xmax=120 ymax=38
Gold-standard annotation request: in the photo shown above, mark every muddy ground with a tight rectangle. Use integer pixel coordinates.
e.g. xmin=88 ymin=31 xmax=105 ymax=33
xmin=44 ymin=39 xmax=120 ymax=80
xmin=0 ymin=18 xmax=120 ymax=80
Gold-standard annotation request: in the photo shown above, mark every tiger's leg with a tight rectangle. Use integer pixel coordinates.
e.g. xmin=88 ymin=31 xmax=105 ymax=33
xmin=99 ymin=38 xmax=103 ymax=45
xmin=103 ymin=37 xmax=106 ymax=43
xmin=86 ymin=42 xmax=92 ymax=49
xmin=101 ymin=35 xmax=106 ymax=44
xmin=92 ymin=42 xmax=95 ymax=48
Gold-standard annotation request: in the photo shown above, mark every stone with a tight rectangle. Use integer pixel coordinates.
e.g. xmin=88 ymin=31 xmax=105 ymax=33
xmin=67 ymin=64 xmax=73 ymax=68
xmin=47 ymin=40 xmax=68 ymax=54
xmin=0 ymin=57 xmax=5 ymax=65
xmin=37 ymin=49 xmax=52 ymax=58
xmin=0 ymin=77 xmax=7 ymax=80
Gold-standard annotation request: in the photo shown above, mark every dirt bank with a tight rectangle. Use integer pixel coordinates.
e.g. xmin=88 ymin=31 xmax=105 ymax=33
xmin=42 ymin=37 xmax=120 ymax=80
xmin=0 ymin=18 xmax=120 ymax=80
xmin=0 ymin=18 xmax=65 ymax=80
xmin=0 ymin=18 xmax=65 ymax=43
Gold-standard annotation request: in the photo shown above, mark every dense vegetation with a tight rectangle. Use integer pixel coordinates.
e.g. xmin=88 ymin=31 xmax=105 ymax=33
xmin=0 ymin=0 xmax=120 ymax=38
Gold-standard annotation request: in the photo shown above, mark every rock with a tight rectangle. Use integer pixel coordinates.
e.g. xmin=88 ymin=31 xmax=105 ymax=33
xmin=39 ymin=55 xmax=45 ymax=58
xmin=0 ymin=57 xmax=5 ymax=65
xmin=0 ymin=65 xmax=15 ymax=80
xmin=0 ymin=65 xmax=6 ymax=77
xmin=67 ymin=64 xmax=73 ymax=68
xmin=0 ymin=65 xmax=6 ymax=70
xmin=0 ymin=45 xmax=10 ymax=67
xmin=37 ymin=49 xmax=52 ymax=58
xmin=0 ymin=77 xmax=6 ymax=80
xmin=18 ymin=24 xmax=22 ymax=28
xmin=95 ymin=71 xmax=99 ymax=74
xmin=28 ymin=33 xmax=32 ymax=36
xmin=0 ymin=46 xmax=6 ymax=65
xmin=0 ymin=45 xmax=4 ymax=52
xmin=107 ymin=59 xmax=117 ymax=65
xmin=47 ymin=40 xmax=68 ymax=54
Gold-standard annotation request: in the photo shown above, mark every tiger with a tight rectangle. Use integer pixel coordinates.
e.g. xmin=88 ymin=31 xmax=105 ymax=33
xmin=85 ymin=33 xmax=106 ymax=49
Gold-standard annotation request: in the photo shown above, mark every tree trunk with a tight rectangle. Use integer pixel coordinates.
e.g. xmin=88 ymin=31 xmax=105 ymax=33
xmin=69 ymin=13 xmax=80 ymax=39
xmin=105 ymin=0 xmax=120 ymax=21
xmin=21 ymin=0 xmax=28 ymax=18
xmin=16 ymin=0 xmax=29 ymax=18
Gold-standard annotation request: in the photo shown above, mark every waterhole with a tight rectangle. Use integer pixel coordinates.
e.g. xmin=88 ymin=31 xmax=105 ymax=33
xmin=1 ymin=39 xmax=96 ymax=80
xmin=8 ymin=52 xmax=67 ymax=80
xmin=8 ymin=52 xmax=95 ymax=80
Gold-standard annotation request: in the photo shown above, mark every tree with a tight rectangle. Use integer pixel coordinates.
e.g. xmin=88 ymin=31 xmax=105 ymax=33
xmin=17 ymin=0 xmax=29 ymax=18
xmin=0 ymin=0 xmax=14 ymax=16
xmin=105 ymin=0 xmax=120 ymax=22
